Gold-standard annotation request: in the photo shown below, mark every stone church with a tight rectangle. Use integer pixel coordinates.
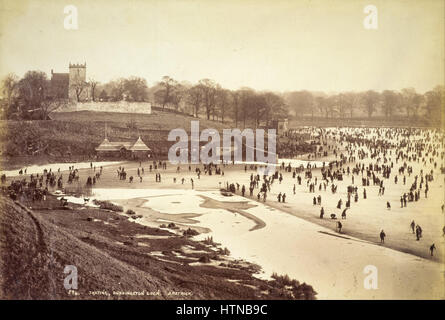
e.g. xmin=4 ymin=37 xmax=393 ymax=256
xmin=50 ymin=63 xmax=90 ymax=101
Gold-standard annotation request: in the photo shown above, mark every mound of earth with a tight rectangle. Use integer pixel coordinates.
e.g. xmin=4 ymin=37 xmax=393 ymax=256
xmin=0 ymin=195 xmax=316 ymax=300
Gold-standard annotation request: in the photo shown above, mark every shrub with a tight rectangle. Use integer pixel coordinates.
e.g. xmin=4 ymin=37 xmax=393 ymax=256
xmin=198 ymin=256 xmax=211 ymax=263
xmin=203 ymin=236 xmax=215 ymax=246
xmin=93 ymin=199 xmax=123 ymax=212
xmin=219 ymin=247 xmax=230 ymax=256
xmin=183 ymin=228 xmax=199 ymax=236
xmin=270 ymin=273 xmax=317 ymax=300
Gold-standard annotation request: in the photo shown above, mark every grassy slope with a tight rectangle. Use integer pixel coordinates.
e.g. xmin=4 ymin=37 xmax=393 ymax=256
xmin=0 ymin=195 xmax=316 ymax=299
xmin=0 ymin=110 xmax=233 ymax=170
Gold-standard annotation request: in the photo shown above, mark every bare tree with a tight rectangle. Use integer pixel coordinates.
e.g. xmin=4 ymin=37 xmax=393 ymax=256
xmin=187 ymin=84 xmax=203 ymax=118
xmin=238 ymin=88 xmax=255 ymax=128
xmin=1 ymin=73 xmax=19 ymax=115
xmin=17 ymin=71 xmax=48 ymax=114
xmin=170 ymin=83 xmax=185 ymax=111
xmin=123 ymin=76 xmax=148 ymax=102
xmin=40 ymin=97 xmax=68 ymax=119
xmin=215 ymin=86 xmax=229 ymax=123
xmin=264 ymin=92 xmax=287 ymax=124
xmin=155 ymin=76 xmax=177 ymax=109
xmin=411 ymin=93 xmax=424 ymax=119
xmin=401 ymin=88 xmax=417 ymax=118
xmin=342 ymin=92 xmax=359 ymax=118
xmin=198 ymin=79 xmax=217 ymax=120
xmin=381 ymin=90 xmax=401 ymax=119
xmin=335 ymin=93 xmax=347 ymax=118
xmin=89 ymin=78 xmax=99 ymax=101
xmin=70 ymin=79 xmax=88 ymax=102
xmin=314 ymin=96 xmax=327 ymax=118
xmin=424 ymin=86 xmax=443 ymax=126
xmin=286 ymin=91 xmax=314 ymax=119
xmin=231 ymin=90 xmax=241 ymax=127
xmin=361 ymin=90 xmax=380 ymax=118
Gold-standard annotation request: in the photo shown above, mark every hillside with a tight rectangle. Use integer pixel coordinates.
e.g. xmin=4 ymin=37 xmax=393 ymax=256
xmin=0 ymin=194 xmax=316 ymax=299
xmin=0 ymin=110 xmax=233 ymax=170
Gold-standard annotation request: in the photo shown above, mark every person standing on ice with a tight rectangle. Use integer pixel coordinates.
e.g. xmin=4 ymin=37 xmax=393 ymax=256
xmin=341 ymin=208 xmax=348 ymax=219
xmin=320 ymin=207 xmax=324 ymax=219
xmin=429 ymin=243 xmax=436 ymax=256
xmin=337 ymin=221 xmax=342 ymax=233
xmin=410 ymin=220 xmax=416 ymax=234
xmin=337 ymin=199 xmax=342 ymax=209
xmin=380 ymin=230 xmax=386 ymax=243
xmin=415 ymin=225 xmax=423 ymax=241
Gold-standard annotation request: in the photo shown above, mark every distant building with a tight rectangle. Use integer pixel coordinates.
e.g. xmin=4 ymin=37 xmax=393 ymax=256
xmin=50 ymin=63 xmax=90 ymax=101
xmin=96 ymin=136 xmax=152 ymax=159
xmin=259 ymin=118 xmax=289 ymax=135
xmin=49 ymin=71 xmax=69 ymax=99
xmin=272 ymin=118 xmax=288 ymax=135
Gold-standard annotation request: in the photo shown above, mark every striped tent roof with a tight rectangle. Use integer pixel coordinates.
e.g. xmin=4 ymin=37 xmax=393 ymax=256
xmin=95 ymin=138 xmax=133 ymax=151
xmin=130 ymin=136 xmax=151 ymax=151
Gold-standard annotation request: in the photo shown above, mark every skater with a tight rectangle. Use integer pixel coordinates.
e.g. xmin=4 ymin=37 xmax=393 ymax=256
xmin=320 ymin=207 xmax=324 ymax=219
xmin=415 ymin=225 xmax=422 ymax=241
xmin=337 ymin=221 xmax=342 ymax=233
xmin=341 ymin=208 xmax=348 ymax=219
xmin=336 ymin=199 xmax=342 ymax=209
xmin=410 ymin=220 xmax=416 ymax=234
xmin=380 ymin=230 xmax=386 ymax=243
xmin=429 ymin=243 xmax=436 ymax=256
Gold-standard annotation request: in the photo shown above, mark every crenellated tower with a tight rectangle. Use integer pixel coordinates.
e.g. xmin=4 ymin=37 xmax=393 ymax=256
xmin=68 ymin=62 xmax=88 ymax=101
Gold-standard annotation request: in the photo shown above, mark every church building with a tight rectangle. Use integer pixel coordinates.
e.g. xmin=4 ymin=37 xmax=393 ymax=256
xmin=50 ymin=63 xmax=90 ymax=101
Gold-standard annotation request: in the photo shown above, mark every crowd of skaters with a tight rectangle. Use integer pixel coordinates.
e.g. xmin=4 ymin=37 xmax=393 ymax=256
xmin=1 ymin=127 xmax=444 ymax=258
xmin=215 ymin=127 xmax=445 ymax=258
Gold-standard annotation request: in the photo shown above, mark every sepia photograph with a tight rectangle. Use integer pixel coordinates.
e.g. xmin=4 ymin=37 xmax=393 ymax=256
xmin=0 ymin=0 xmax=444 ymax=305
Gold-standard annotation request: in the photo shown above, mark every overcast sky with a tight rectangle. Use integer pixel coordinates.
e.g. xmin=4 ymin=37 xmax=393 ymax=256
xmin=0 ymin=0 xmax=443 ymax=93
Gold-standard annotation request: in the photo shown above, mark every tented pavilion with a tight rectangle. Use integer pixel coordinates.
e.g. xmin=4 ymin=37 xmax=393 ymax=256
xmin=129 ymin=136 xmax=152 ymax=159
xmin=95 ymin=136 xmax=151 ymax=159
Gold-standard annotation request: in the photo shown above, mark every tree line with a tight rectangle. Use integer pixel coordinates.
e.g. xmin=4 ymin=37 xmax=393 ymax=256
xmin=150 ymin=76 xmax=287 ymax=128
xmin=1 ymin=70 xmax=443 ymax=127
xmin=285 ymin=87 xmax=444 ymax=126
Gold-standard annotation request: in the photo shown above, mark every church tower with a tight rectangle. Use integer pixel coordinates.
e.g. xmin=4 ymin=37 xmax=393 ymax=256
xmin=68 ymin=62 xmax=88 ymax=101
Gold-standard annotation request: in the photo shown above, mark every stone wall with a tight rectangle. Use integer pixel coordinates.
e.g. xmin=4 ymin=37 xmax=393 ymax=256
xmin=59 ymin=101 xmax=152 ymax=114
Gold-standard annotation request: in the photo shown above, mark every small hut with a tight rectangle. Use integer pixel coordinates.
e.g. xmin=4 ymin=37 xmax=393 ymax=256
xmin=95 ymin=138 xmax=133 ymax=158
xmin=130 ymin=136 xmax=151 ymax=159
